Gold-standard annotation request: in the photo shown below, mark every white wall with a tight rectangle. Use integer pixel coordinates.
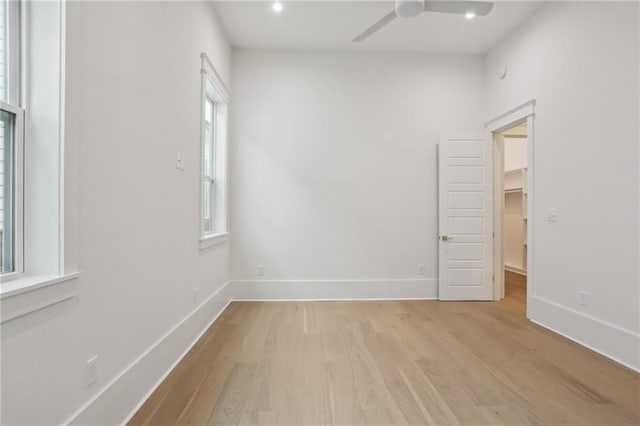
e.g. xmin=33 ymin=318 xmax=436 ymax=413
xmin=504 ymin=137 xmax=527 ymax=171
xmin=3 ymin=3 xmax=638 ymax=424
xmin=1 ymin=2 xmax=232 ymax=424
xmin=486 ymin=1 xmax=639 ymax=369
xmin=504 ymin=192 xmax=525 ymax=271
xmin=230 ymin=50 xmax=485 ymax=293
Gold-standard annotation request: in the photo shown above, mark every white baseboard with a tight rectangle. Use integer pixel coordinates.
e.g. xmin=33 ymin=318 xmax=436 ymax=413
xmin=62 ymin=278 xmax=434 ymax=425
xmin=232 ymin=278 xmax=438 ymax=301
xmin=61 ymin=281 xmax=639 ymax=426
xmin=529 ymin=296 xmax=640 ymax=373
xmin=64 ymin=280 xmax=234 ymax=426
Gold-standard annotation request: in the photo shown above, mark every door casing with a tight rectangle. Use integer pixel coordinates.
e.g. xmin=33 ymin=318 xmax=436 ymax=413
xmin=485 ymin=100 xmax=536 ymax=317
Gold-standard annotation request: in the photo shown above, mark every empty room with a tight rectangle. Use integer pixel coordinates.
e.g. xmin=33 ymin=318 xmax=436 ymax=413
xmin=1 ymin=0 xmax=639 ymax=424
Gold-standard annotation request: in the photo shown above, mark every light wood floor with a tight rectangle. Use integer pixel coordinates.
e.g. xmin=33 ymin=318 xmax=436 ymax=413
xmin=504 ymin=270 xmax=526 ymax=305
xmin=129 ymin=281 xmax=640 ymax=425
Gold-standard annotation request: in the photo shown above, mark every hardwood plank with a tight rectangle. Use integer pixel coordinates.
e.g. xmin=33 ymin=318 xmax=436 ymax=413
xmin=128 ymin=305 xmax=242 ymax=426
xmin=128 ymin=292 xmax=640 ymax=426
xmin=176 ymin=304 xmax=262 ymax=426
xmin=207 ymin=363 xmax=258 ymax=426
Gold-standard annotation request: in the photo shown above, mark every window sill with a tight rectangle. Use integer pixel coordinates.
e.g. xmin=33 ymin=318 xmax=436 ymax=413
xmin=0 ymin=272 xmax=81 ymax=323
xmin=199 ymin=233 xmax=228 ymax=250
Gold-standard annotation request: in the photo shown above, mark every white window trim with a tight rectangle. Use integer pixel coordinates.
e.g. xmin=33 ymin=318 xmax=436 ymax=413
xmin=199 ymin=232 xmax=228 ymax=250
xmin=1 ymin=0 xmax=24 ymax=279
xmin=0 ymin=271 xmax=79 ymax=323
xmin=0 ymin=0 xmax=77 ymax=322
xmin=1 ymin=102 xmax=24 ymax=279
xmin=199 ymin=52 xmax=229 ymax=250
xmin=6 ymin=0 xmax=21 ymax=105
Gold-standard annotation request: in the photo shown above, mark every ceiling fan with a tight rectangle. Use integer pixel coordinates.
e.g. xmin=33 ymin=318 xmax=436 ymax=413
xmin=353 ymin=0 xmax=495 ymax=42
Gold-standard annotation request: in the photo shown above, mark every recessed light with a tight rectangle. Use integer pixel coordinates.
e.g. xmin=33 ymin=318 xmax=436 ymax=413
xmin=272 ymin=2 xmax=283 ymax=13
xmin=465 ymin=11 xmax=476 ymax=20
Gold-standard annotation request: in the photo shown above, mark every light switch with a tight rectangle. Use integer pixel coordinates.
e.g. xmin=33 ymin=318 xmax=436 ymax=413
xmin=546 ymin=208 xmax=557 ymax=222
xmin=176 ymin=152 xmax=185 ymax=171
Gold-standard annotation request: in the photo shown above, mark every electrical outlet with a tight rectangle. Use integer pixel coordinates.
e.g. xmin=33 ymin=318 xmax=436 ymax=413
xmin=578 ymin=291 xmax=588 ymax=307
xmin=256 ymin=265 xmax=264 ymax=276
xmin=193 ymin=288 xmax=200 ymax=304
xmin=417 ymin=264 xmax=425 ymax=275
xmin=85 ymin=356 xmax=98 ymax=387
xmin=176 ymin=152 xmax=185 ymax=171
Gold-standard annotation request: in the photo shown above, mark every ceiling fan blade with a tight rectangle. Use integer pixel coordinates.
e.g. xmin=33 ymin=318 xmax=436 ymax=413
xmin=353 ymin=10 xmax=397 ymax=42
xmin=424 ymin=1 xmax=494 ymax=16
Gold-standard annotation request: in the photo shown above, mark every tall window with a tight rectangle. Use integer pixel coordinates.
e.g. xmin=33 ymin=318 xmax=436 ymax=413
xmin=1 ymin=0 xmax=23 ymax=276
xmin=200 ymin=53 xmax=228 ymax=247
xmin=202 ymin=94 xmax=215 ymax=234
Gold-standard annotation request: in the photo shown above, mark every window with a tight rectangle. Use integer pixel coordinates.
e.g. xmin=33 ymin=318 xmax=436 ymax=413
xmin=1 ymin=0 xmax=23 ymax=277
xmin=202 ymin=95 xmax=215 ymax=234
xmin=0 ymin=0 xmax=78 ymax=321
xmin=200 ymin=53 xmax=229 ymax=248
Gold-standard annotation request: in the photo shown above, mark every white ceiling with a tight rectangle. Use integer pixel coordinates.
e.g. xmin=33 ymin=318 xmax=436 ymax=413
xmin=213 ymin=1 xmax=541 ymax=54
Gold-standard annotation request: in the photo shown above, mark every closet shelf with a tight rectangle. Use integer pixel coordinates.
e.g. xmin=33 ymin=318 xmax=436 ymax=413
xmin=504 ymin=188 xmax=523 ymax=194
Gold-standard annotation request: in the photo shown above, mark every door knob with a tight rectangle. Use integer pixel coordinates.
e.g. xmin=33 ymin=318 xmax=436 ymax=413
xmin=440 ymin=235 xmax=454 ymax=241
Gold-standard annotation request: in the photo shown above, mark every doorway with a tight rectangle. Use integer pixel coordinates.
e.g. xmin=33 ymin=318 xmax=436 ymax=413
xmin=498 ymin=123 xmax=528 ymax=306
xmin=437 ymin=101 xmax=535 ymax=303
xmin=487 ymin=100 xmax=535 ymax=314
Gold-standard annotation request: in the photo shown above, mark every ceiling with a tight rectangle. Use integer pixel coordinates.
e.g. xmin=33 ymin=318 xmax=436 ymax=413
xmin=213 ymin=1 xmax=541 ymax=54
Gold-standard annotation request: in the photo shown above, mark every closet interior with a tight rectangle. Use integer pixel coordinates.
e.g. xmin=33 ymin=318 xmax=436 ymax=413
xmin=502 ymin=123 xmax=528 ymax=293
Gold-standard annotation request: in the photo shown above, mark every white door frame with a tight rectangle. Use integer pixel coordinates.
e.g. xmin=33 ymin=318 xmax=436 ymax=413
xmin=485 ymin=100 xmax=535 ymax=315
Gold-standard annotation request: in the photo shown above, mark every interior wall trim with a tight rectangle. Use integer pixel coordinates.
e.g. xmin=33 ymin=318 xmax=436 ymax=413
xmin=529 ymin=295 xmax=640 ymax=373
xmin=232 ymin=278 xmax=438 ymax=301
xmin=63 ymin=280 xmax=234 ymax=425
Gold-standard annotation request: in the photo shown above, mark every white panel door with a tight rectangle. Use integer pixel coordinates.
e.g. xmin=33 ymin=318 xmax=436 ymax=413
xmin=438 ymin=133 xmax=493 ymax=301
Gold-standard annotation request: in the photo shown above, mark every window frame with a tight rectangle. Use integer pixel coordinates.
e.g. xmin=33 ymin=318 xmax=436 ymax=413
xmin=1 ymin=0 xmax=25 ymax=280
xmin=4 ymin=0 xmax=22 ymax=105
xmin=1 ymin=102 xmax=24 ymax=279
xmin=202 ymin=95 xmax=215 ymax=235
xmin=199 ymin=53 xmax=229 ymax=249
xmin=0 ymin=0 xmax=80 ymax=324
